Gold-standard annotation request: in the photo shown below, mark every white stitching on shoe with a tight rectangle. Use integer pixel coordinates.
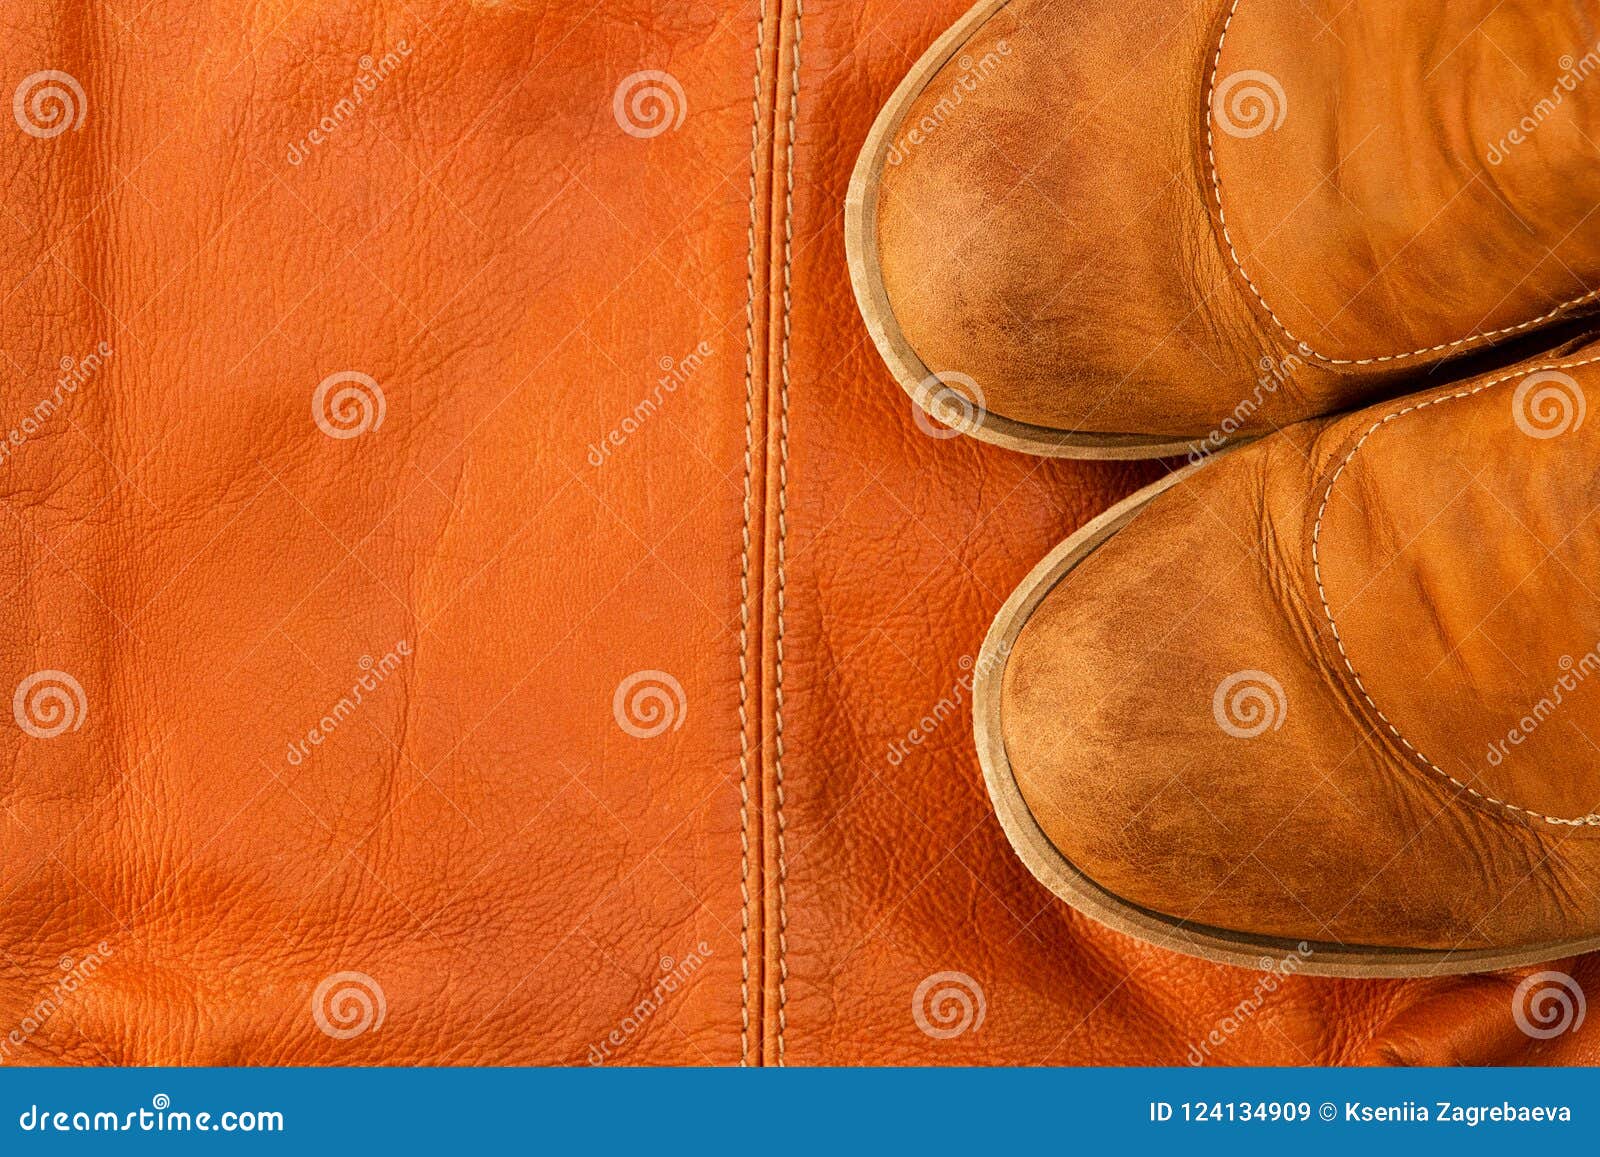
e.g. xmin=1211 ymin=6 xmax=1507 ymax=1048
xmin=1204 ymin=0 xmax=1600 ymax=368
xmin=1310 ymin=353 xmax=1600 ymax=827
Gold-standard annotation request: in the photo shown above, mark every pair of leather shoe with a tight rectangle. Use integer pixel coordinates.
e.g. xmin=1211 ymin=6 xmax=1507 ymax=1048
xmin=848 ymin=0 xmax=1600 ymax=976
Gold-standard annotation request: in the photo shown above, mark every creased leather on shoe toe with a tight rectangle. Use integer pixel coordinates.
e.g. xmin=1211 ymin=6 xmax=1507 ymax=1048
xmin=1001 ymin=343 xmax=1600 ymax=951
xmin=876 ymin=0 xmax=1600 ymax=440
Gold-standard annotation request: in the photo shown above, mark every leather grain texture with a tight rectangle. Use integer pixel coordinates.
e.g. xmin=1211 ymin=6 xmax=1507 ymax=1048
xmin=0 ymin=0 xmax=758 ymax=1067
xmin=0 ymin=0 xmax=1594 ymax=1066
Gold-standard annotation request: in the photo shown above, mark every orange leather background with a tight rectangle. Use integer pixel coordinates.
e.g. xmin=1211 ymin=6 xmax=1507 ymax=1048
xmin=0 ymin=0 xmax=1593 ymax=1065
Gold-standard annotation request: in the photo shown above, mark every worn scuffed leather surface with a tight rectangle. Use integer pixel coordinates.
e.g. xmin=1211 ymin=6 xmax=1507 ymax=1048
xmin=0 ymin=0 xmax=1594 ymax=1066
xmin=875 ymin=0 xmax=1600 ymax=439
xmin=1005 ymin=344 xmax=1600 ymax=950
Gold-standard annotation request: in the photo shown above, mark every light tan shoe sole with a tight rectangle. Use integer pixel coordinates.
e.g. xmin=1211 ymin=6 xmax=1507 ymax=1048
xmin=975 ymin=462 xmax=1600 ymax=976
xmin=845 ymin=0 xmax=1209 ymax=461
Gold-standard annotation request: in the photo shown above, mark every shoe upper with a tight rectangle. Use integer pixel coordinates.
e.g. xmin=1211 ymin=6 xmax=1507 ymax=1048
xmin=875 ymin=0 xmax=1600 ymax=441
xmin=1000 ymin=344 xmax=1600 ymax=950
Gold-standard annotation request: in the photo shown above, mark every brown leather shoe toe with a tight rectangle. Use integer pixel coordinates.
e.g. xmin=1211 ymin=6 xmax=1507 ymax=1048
xmin=848 ymin=0 xmax=1600 ymax=458
xmin=976 ymin=343 xmax=1600 ymax=975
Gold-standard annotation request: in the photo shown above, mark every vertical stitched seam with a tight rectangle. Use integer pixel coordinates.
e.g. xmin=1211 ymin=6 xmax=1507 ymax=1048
xmin=737 ymin=0 xmax=770 ymax=1070
xmin=773 ymin=0 xmax=802 ymax=1068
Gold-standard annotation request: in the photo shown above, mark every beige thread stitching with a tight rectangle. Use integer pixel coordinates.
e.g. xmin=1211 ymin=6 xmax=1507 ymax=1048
xmin=1204 ymin=0 xmax=1600 ymax=367
xmin=773 ymin=0 xmax=802 ymax=1068
xmin=1310 ymin=353 xmax=1600 ymax=827
xmin=737 ymin=0 xmax=770 ymax=1070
